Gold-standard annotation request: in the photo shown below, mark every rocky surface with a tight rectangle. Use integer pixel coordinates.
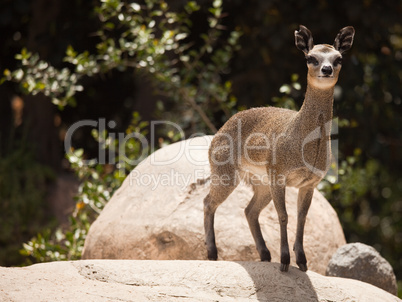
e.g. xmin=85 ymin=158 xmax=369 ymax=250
xmin=326 ymin=242 xmax=398 ymax=295
xmin=82 ymin=135 xmax=346 ymax=275
xmin=1 ymin=260 xmax=400 ymax=302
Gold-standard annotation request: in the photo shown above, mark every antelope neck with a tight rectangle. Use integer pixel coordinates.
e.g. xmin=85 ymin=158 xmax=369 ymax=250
xmin=295 ymin=82 xmax=335 ymax=134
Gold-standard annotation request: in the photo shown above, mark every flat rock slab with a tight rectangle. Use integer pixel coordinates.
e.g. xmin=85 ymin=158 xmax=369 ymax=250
xmin=1 ymin=260 xmax=400 ymax=302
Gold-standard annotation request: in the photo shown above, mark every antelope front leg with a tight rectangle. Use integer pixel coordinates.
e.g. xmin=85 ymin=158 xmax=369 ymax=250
xmin=294 ymin=187 xmax=314 ymax=272
xmin=245 ymin=186 xmax=272 ymax=262
xmin=270 ymin=184 xmax=290 ymax=272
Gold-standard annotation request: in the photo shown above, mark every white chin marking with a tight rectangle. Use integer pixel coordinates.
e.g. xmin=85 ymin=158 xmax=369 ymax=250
xmin=310 ymin=77 xmax=336 ymax=89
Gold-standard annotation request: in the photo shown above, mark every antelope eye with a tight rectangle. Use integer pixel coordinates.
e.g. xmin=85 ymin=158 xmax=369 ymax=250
xmin=334 ymin=57 xmax=342 ymax=66
xmin=306 ymin=56 xmax=319 ymax=66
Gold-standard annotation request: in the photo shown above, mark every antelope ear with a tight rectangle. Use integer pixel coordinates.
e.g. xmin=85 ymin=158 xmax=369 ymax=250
xmin=295 ymin=25 xmax=314 ymax=55
xmin=334 ymin=26 xmax=355 ymax=54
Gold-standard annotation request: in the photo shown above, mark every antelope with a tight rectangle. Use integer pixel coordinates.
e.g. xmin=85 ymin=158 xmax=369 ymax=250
xmin=204 ymin=25 xmax=355 ymax=272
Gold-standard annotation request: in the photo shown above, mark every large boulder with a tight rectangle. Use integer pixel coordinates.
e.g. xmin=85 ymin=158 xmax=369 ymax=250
xmin=1 ymin=260 xmax=400 ymax=302
xmin=82 ymin=136 xmax=346 ymax=274
xmin=326 ymin=242 xmax=398 ymax=295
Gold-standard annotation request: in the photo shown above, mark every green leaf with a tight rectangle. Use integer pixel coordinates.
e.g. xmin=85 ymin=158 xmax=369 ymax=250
xmin=185 ymin=1 xmax=200 ymax=13
xmin=130 ymin=3 xmax=141 ymax=12
xmin=213 ymin=0 xmax=222 ymax=8
xmin=279 ymin=84 xmax=291 ymax=94
xmin=36 ymin=82 xmax=46 ymax=90
xmin=13 ymin=69 xmax=24 ymax=81
xmin=104 ymin=22 xmax=115 ymax=30
xmin=66 ymin=45 xmax=77 ymax=58
xmin=15 ymin=48 xmax=31 ymax=60
xmin=208 ymin=17 xmax=218 ymax=28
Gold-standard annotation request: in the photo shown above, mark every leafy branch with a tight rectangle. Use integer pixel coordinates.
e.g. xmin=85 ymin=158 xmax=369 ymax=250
xmin=2 ymin=0 xmax=241 ymax=132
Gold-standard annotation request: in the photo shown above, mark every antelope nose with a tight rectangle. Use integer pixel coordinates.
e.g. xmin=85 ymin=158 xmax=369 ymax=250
xmin=321 ymin=65 xmax=333 ymax=76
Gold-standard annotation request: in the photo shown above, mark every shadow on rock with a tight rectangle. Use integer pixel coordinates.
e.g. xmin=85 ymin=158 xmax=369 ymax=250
xmin=236 ymin=261 xmax=319 ymax=302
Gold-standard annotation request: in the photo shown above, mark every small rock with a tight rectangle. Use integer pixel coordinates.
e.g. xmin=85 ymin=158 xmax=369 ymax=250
xmin=326 ymin=242 xmax=398 ymax=295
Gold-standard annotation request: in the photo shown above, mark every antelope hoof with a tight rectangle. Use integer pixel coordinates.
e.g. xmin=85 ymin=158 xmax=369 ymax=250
xmin=260 ymin=249 xmax=271 ymax=262
xmin=207 ymin=247 xmax=218 ymax=260
xmin=296 ymin=250 xmax=307 ymax=271
xmin=280 ymin=263 xmax=289 ymax=272
xmin=280 ymin=251 xmax=290 ymax=272
xmin=298 ymin=263 xmax=308 ymax=272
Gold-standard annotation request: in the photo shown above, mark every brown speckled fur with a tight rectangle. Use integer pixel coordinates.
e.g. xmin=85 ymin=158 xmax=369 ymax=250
xmin=204 ymin=25 xmax=355 ymax=272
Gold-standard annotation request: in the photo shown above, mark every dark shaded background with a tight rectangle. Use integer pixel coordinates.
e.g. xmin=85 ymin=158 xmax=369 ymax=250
xmin=0 ymin=0 xmax=401 ymax=292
